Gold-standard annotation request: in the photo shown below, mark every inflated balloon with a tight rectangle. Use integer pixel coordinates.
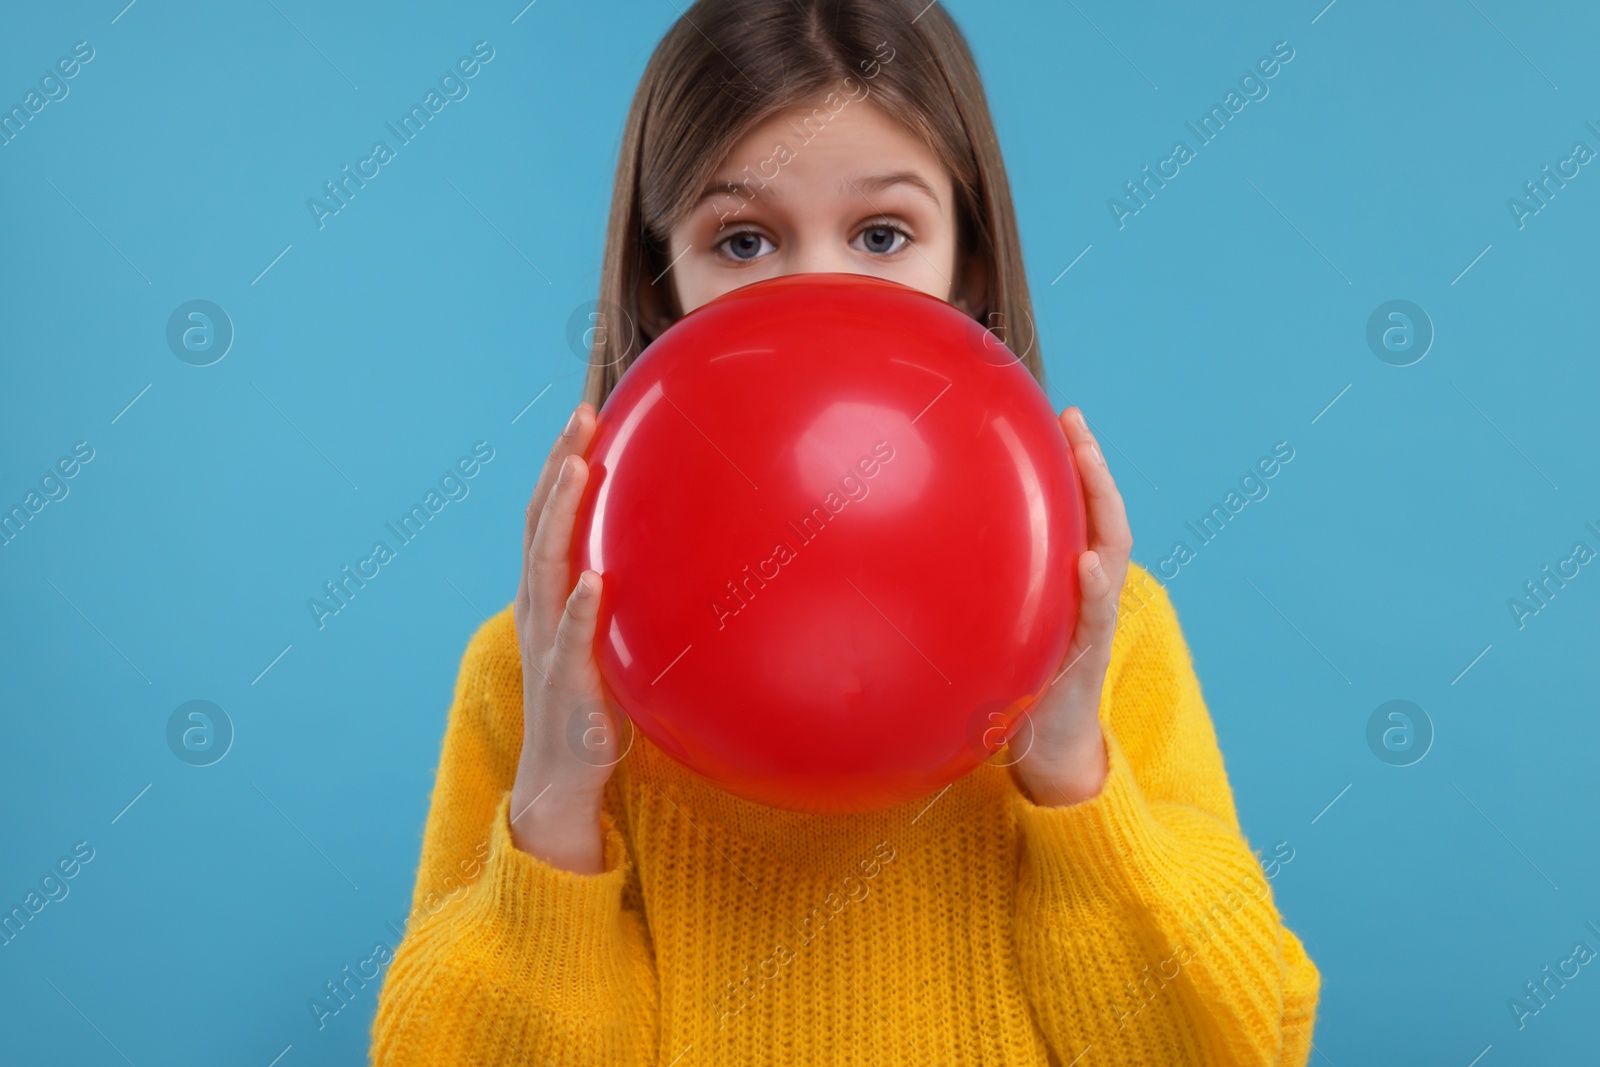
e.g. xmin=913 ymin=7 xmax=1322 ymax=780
xmin=571 ymin=272 xmax=1086 ymax=814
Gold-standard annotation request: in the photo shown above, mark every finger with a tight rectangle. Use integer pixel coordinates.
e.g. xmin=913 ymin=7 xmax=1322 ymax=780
xmin=529 ymin=451 xmax=592 ymax=640
xmin=548 ymin=568 xmax=603 ymax=692
xmin=520 ymin=403 xmax=595 ymax=611
xmin=1060 ymin=405 xmax=1091 ymax=448
xmin=1064 ymin=417 xmax=1132 ymax=565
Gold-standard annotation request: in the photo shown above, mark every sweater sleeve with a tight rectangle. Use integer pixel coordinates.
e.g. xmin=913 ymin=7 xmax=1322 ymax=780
xmin=368 ymin=607 xmax=659 ymax=1065
xmin=1009 ymin=565 xmax=1321 ymax=1067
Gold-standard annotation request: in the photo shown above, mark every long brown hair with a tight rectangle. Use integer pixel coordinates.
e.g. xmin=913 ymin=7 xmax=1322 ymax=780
xmin=580 ymin=0 xmax=1041 ymax=411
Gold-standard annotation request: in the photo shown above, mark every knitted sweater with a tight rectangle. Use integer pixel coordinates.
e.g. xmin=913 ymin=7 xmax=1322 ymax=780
xmin=368 ymin=562 xmax=1320 ymax=1065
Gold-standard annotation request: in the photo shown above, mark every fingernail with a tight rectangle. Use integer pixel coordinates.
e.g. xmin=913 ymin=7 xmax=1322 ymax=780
xmin=1074 ymin=409 xmax=1088 ymax=432
xmin=563 ymin=406 xmax=582 ymax=436
xmin=575 ymin=572 xmax=593 ymax=597
xmin=1090 ymin=555 xmax=1104 ymax=580
xmin=1090 ymin=442 xmax=1105 ymax=467
xmin=557 ymin=455 xmax=573 ymax=484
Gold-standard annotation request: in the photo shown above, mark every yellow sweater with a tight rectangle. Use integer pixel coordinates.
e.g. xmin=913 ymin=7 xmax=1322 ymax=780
xmin=369 ymin=562 xmax=1320 ymax=1065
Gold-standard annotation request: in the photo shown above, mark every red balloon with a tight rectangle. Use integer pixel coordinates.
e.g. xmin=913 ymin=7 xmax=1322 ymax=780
xmin=572 ymin=272 xmax=1086 ymax=813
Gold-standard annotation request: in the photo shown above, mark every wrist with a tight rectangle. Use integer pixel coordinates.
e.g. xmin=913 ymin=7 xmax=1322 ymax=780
xmin=509 ymin=765 xmax=607 ymax=874
xmin=1011 ymin=729 xmax=1109 ymax=807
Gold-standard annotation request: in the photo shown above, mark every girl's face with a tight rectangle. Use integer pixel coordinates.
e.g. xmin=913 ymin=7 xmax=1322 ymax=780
xmin=659 ymin=95 xmax=984 ymax=323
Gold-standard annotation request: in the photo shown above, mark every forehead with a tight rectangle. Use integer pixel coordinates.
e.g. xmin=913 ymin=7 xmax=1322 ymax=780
xmin=700 ymin=97 xmax=950 ymax=207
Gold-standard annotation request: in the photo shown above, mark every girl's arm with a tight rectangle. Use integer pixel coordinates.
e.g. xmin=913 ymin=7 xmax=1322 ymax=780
xmin=367 ymin=612 xmax=659 ymax=1065
xmin=1009 ymin=564 xmax=1321 ymax=1067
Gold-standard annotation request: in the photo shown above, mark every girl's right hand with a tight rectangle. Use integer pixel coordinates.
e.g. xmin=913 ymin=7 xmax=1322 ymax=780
xmin=507 ymin=401 xmax=623 ymax=874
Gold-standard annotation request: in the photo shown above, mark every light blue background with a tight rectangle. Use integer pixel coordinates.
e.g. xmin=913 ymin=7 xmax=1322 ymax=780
xmin=3 ymin=1 xmax=1597 ymax=1064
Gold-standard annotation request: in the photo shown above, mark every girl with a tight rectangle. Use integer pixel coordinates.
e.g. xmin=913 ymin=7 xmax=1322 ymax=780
xmin=370 ymin=1 xmax=1321 ymax=1063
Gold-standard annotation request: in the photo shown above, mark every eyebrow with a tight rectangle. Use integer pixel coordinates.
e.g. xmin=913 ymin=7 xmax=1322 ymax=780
xmin=692 ymin=170 xmax=942 ymax=212
xmin=849 ymin=171 xmax=942 ymax=209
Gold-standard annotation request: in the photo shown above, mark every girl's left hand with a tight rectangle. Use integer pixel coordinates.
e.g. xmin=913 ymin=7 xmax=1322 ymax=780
xmin=1008 ymin=405 xmax=1133 ymax=807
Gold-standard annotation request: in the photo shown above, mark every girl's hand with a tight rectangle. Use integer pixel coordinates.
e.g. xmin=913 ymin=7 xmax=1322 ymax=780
xmin=508 ymin=402 xmax=625 ymax=874
xmin=1009 ymin=405 xmax=1133 ymax=807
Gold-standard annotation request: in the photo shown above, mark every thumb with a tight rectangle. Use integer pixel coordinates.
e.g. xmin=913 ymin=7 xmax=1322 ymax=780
xmin=1066 ymin=550 xmax=1117 ymax=669
xmin=549 ymin=569 xmax=603 ymax=691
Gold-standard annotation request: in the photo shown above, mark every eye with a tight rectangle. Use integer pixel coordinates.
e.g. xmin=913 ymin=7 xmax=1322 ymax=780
xmin=716 ymin=229 xmax=775 ymax=262
xmin=852 ymin=221 xmax=912 ymax=256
